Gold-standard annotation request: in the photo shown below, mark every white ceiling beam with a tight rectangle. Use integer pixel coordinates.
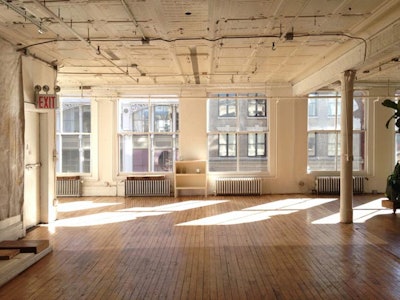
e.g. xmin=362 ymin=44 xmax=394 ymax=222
xmin=293 ymin=19 xmax=400 ymax=96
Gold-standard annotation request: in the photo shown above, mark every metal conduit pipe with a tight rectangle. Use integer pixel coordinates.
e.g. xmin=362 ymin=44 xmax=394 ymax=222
xmin=30 ymin=0 xmax=139 ymax=83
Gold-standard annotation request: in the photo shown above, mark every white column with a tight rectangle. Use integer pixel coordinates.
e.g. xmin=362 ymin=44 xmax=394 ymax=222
xmin=340 ymin=70 xmax=356 ymax=224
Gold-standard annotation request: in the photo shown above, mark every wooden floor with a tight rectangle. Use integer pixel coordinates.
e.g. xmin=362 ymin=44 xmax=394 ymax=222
xmin=0 ymin=194 xmax=399 ymax=299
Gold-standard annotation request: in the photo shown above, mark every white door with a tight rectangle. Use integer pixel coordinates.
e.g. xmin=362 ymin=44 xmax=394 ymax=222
xmin=24 ymin=110 xmax=41 ymax=229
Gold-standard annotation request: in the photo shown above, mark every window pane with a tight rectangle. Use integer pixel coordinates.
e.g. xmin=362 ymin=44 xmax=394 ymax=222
xmin=228 ymin=144 xmax=236 ymax=156
xmin=208 ymin=134 xmax=236 ymax=172
xmin=82 ymin=105 xmax=91 ymax=132
xmin=353 ymin=98 xmax=365 ymax=130
xmin=257 ymin=144 xmax=265 ymax=156
xmin=247 ymin=99 xmax=266 ymax=117
xmin=154 ymin=105 xmax=172 ymax=132
xmin=153 ymin=135 xmax=174 ymax=172
xmin=63 ymin=106 xmax=79 ymax=133
xmin=57 ymin=98 xmax=91 ymax=174
xmin=219 ymin=144 xmax=227 ymax=157
xmin=62 ymin=135 xmax=80 ymax=172
xmin=307 ymin=91 xmax=366 ymax=172
xmin=208 ymin=93 xmax=268 ymax=173
xmin=118 ymin=98 xmax=178 ymax=173
xmin=353 ymin=132 xmax=365 ymax=171
xmin=240 ymin=99 xmax=267 ymax=132
xmin=208 ymin=100 xmax=236 ymax=131
xmin=307 ymin=132 xmax=340 ymax=171
xmin=308 ymin=99 xmax=317 ymax=117
xmin=238 ymin=134 xmax=268 ymax=172
xmin=218 ymin=99 xmax=236 ymax=117
xmin=308 ymin=133 xmax=316 ymax=157
xmin=119 ymin=135 xmax=149 ymax=172
xmin=82 ymin=135 xmax=91 ymax=173
xmin=308 ymin=93 xmax=340 ymax=131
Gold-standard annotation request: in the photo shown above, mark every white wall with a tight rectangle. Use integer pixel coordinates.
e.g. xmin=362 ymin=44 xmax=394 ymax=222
xmin=22 ymin=56 xmax=57 ymax=224
xmin=72 ymin=84 xmax=397 ymax=196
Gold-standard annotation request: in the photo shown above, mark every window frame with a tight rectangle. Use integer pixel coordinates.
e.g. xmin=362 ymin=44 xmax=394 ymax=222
xmin=207 ymin=93 xmax=269 ymax=173
xmin=117 ymin=97 xmax=179 ymax=174
xmin=56 ymin=97 xmax=92 ymax=175
xmin=307 ymin=91 xmax=367 ymax=173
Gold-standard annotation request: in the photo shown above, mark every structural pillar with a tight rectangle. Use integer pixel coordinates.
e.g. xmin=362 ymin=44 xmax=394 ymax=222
xmin=340 ymin=70 xmax=356 ymax=223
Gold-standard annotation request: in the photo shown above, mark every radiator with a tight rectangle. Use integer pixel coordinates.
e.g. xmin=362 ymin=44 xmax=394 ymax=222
xmin=56 ymin=176 xmax=82 ymax=197
xmin=215 ymin=177 xmax=262 ymax=195
xmin=316 ymin=176 xmax=365 ymax=194
xmin=125 ymin=177 xmax=171 ymax=196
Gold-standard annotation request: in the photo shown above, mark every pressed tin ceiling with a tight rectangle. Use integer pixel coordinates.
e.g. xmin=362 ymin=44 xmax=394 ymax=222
xmin=0 ymin=0 xmax=399 ymax=93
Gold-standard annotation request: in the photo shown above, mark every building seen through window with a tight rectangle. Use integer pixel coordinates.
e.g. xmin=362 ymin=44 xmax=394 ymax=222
xmin=208 ymin=93 xmax=268 ymax=173
xmin=307 ymin=91 xmax=366 ymax=172
xmin=56 ymin=98 xmax=91 ymax=174
xmin=118 ymin=97 xmax=179 ymax=173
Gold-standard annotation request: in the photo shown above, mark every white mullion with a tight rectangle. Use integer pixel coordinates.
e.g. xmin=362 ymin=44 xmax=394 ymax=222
xmin=149 ymin=97 xmax=153 ymax=172
xmin=236 ymin=97 xmax=240 ymax=171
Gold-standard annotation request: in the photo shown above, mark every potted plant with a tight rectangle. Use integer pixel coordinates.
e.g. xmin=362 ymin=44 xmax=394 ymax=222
xmin=382 ymin=98 xmax=400 ymax=131
xmin=382 ymin=99 xmax=400 ymax=212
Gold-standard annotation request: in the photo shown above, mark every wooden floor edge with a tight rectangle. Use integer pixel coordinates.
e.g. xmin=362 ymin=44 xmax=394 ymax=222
xmin=0 ymin=246 xmax=53 ymax=287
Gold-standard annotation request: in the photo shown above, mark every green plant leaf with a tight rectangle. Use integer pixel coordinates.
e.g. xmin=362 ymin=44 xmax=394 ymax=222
xmin=382 ymin=99 xmax=397 ymax=110
xmin=386 ymin=115 xmax=396 ymax=128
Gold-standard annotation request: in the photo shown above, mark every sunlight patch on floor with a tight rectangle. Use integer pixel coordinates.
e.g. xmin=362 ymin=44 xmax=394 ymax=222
xmin=119 ymin=200 xmax=228 ymax=212
xmin=245 ymin=197 xmax=336 ymax=211
xmin=52 ymin=200 xmax=228 ymax=227
xmin=177 ymin=197 xmax=337 ymax=226
xmin=312 ymin=198 xmax=392 ymax=224
xmin=57 ymin=200 xmax=121 ymax=212
xmin=177 ymin=210 xmax=296 ymax=226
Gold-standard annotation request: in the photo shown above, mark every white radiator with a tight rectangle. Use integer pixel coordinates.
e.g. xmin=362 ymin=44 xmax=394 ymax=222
xmin=125 ymin=177 xmax=171 ymax=196
xmin=215 ymin=177 xmax=262 ymax=195
xmin=316 ymin=176 xmax=365 ymax=194
xmin=56 ymin=177 xmax=82 ymax=197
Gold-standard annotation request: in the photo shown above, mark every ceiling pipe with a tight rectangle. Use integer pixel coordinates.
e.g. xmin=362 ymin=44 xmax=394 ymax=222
xmin=0 ymin=0 xmax=47 ymax=33
xmin=120 ymin=0 xmax=146 ymax=41
xmin=30 ymin=0 xmax=139 ymax=83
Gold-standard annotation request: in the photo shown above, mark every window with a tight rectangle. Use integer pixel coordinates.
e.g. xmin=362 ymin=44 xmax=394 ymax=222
xmin=208 ymin=93 xmax=268 ymax=172
xmin=248 ymin=99 xmax=266 ymax=117
xmin=308 ymin=98 xmax=317 ymax=117
xmin=219 ymin=134 xmax=236 ymax=157
xmin=218 ymin=97 xmax=236 ymax=117
xmin=56 ymin=98 xmax=91 ymax=174
xmin=307 ymin=91 xmax=366 ymax=172
xmin=248 ymin=133 xmax=266 ymax=157
xmin=118 ymin=97 xmax=179 ymax=173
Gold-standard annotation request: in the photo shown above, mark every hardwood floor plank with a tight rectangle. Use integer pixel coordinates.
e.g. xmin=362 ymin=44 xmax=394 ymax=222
xmin=0 ymin=195 xmax=400 ymax=299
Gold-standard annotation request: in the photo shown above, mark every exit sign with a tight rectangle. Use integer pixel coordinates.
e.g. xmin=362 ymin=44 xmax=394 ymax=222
xmin=36 ymin=94 xmax=58 ymax=109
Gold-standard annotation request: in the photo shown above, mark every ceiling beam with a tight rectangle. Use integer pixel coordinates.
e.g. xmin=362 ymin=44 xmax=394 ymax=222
xmin=292 ymin=19 xmax=400 ymax=96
